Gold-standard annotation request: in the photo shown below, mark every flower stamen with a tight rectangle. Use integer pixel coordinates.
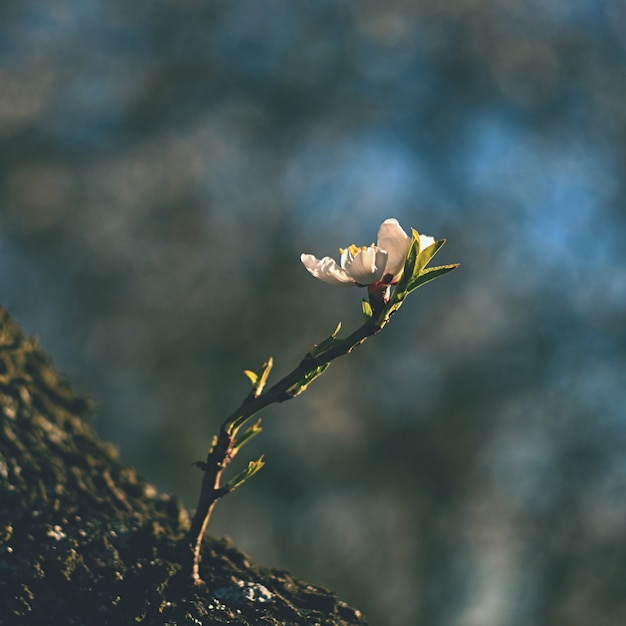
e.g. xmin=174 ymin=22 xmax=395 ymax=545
xmin=339 ymin=244 xmax=372 ymax=256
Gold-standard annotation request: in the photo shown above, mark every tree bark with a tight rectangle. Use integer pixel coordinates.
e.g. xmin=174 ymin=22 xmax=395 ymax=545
xmin=0 ymin=307 xmax=367 ymax=625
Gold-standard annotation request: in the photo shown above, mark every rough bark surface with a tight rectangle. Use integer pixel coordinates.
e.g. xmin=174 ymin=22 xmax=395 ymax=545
xmin=0 ymin=308 xmax=368 ymax=626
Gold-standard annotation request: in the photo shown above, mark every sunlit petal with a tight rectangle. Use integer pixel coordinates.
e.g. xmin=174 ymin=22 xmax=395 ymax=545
xmin=345 ymin=247 xmax=387 ymax=285
xmin=376 ymin=218 xmax=411 ymax=279
xmin=340 ymin=247 xmax=353 ymax=269
xmin=419 ymin=234 xmax=436 ymax=251
xmin=300 ymin=253 xmax=355 ymax=286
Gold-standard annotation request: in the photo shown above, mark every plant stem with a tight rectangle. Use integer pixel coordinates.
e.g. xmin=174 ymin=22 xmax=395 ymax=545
xmin=185 ymin=425 xmax=232 ymax=584
xmin=184 ymin=317 xmax=384 ymax=583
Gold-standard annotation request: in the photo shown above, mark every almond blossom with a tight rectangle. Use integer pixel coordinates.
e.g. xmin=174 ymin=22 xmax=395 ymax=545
xmin=301 ymin=218 xmax=434 ymax=301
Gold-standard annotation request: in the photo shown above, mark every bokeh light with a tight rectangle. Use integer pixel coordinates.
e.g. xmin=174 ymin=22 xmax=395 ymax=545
xmin=2 ymin=1 xmax=625 ymax=624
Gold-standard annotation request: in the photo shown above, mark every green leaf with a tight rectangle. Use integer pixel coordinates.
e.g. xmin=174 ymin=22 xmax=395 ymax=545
xmin=361 ymin=299 xmax=373 ymax=321
xmin=208 ymin=434 xmax=218 ymax=455
xmin=285 ymin=362 xmax=331 ymax=398
xmin=232 ymin=418 xmax=263 ymax=453
xmin=229 ymin=359 xmax=273 ymax=433
xmin=412 ymin=239 xmax=446 ymax=280
xmin=406 ymin=263 xmax=459 ymax=293
xmin=255 ymin=358 xmax=273 ymax=396
xmin=244 ymin=358 xmax=273 ymax=397
xmin=223 ymin=456 xmax=265 ymax=493
xmin=375 ymin=237 xmax=457 ymax=326
xmin=243 ymin=370 xmax=258 ymax=385
xmin=309 ymin=322 xmax=342 ymax=358
xmin=394 ymin=230 xmax=420 ymax=295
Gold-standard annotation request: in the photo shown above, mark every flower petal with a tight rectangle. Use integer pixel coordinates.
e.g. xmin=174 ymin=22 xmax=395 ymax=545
xmin=376 ymin=218 xmax=411 ymax=279
xmin=300 ymin=253 xmax=356 ymax=286
xmin=344 ymin=246 xmax=388 ymax=285
xmin=419 ymin=233 xmax=436 ymax=251
xmin=340 ymin=247 xmax=354 ymax=269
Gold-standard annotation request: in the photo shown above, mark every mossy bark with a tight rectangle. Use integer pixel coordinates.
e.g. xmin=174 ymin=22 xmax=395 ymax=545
xmin=0 ymin=307 xmax=367 ymax=626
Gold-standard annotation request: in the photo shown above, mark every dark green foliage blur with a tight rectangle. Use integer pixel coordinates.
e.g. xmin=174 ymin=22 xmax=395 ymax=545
xmin=2 ymin=1 xmax=625 ymax=624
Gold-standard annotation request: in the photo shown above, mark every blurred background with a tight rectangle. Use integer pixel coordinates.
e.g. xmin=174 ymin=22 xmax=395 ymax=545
xmin=1 ymin=1 xmax=625 ymax=624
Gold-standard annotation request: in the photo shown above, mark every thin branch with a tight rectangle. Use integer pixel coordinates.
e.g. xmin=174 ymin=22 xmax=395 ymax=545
xmin=184 ymin=317 xmax=384 ymax=584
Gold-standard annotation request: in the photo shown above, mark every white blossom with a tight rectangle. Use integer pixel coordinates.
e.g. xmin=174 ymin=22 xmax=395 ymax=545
xmin=301 ymin=218 xmax=434 ymax=288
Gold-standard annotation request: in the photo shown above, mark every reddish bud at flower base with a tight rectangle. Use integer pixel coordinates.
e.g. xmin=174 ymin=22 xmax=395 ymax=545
xmin=367 ymin=282 xmax=391 ymax=313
